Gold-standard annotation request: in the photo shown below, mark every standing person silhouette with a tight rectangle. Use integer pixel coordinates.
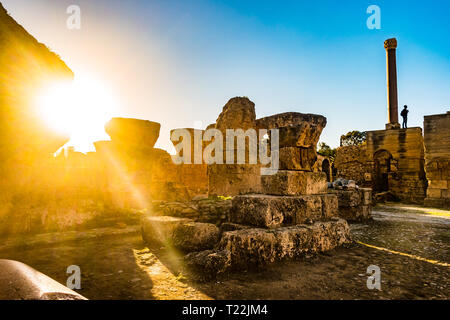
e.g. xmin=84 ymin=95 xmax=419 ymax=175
xmin=400 ymin=105 xmax=409 ymax=128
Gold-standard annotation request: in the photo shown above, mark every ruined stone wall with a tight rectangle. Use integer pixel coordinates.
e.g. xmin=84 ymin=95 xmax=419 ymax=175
xmin=423 ymin=112 xmax=450 ymax=208
xmin=365 ymin=127 xmax=427 ymax=203
xmin=334 ymin=145 xmax=371 ymax=186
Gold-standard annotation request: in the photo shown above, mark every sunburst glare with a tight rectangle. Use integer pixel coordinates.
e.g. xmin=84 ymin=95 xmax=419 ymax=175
xmin=36 ymin=73 xmax=118 ymax=153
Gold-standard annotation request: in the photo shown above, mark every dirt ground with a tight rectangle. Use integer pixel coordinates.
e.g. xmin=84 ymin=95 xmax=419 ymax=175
xmin=0 ymin=203 xmax=448 ymax=300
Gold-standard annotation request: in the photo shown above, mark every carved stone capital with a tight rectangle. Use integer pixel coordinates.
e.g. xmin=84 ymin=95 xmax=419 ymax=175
xmin=384 ymin=38 xmax=397 ymax=50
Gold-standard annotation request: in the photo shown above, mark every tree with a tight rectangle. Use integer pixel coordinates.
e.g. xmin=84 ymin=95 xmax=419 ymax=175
xmin=340 ymin=131 xmax=367 ymax=147
xmin=317 ymin=142 xmax=337 ymax=162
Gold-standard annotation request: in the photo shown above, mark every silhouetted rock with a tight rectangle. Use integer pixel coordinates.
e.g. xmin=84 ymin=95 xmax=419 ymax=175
xmin=105 ymin=117 xmax=161 ymax=150
xmin=0 ymin=2 xmax=73 ymax=162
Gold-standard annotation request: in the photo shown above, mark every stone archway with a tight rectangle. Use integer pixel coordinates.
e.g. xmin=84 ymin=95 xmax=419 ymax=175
xmin=373 ymin=149 xmax=393 ymax=192
xmin=321 ymin=158 xmax=331 ymax=182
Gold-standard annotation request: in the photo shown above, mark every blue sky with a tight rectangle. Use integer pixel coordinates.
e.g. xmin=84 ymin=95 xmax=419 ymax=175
xmin=3 ymin=0 xmax=450 ymax=151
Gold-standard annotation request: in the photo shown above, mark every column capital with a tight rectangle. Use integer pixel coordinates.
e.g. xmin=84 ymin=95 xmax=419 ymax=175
xmin=384 ymin=38 xmax=397 ymax=50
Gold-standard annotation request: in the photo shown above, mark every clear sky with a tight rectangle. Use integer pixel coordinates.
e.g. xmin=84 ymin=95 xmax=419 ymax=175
xmin=3 ymin=0 xmax=450 ymax=152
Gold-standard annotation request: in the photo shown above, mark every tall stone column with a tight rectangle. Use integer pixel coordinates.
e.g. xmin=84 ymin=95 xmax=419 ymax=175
xmin=384 ymin=38 xmax=400 ymax=130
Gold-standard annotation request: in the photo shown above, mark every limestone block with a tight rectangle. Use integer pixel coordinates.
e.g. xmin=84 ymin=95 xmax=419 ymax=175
xmin=278 ymin=147 xmax=317 ymax=171
xmin=105 ymin=118 xmax=161 ymax=149
xmin=208 ymin=164 xmax=261 ymax=196
xmin=330 ymin=189 xmax=361 ymax=207
xmin=216 ymin=218 xmax=350 ymax=270
xmin=141 ymin=216 xmax=192 ymax=245
xmin=172 ymin=222 xmax=220 ymax=252
xmin=230 ymin=194 xmax=338 ymax=228
xmin=428 ymin=180 xmax=448 ymax=189
xmin=338 ymin=205 xmax=372 ymax=222
xmin=427 ymin=188 xmax=442 ymax=199
xmin=276 ymin=124 xmax=323 ymax=148
xmin=261 ymin=170 xmax=327 ymax=195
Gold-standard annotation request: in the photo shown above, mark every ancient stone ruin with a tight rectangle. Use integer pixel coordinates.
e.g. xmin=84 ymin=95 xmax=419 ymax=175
xmin=424 ymin=112 xmax=450 ymax=207
xmin=334 ymin=38 xmax=449 ymax=207
xmin=141 ymin=97 xmax=372 ymax=278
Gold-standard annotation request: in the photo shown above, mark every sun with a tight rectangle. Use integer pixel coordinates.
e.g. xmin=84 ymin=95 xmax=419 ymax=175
xmin=36 ymin=74 xmax=118 ymax=153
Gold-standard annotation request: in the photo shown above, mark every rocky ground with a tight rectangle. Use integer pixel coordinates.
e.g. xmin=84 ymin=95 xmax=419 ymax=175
xmin=0 ymin=203 xmax=448 ymax=300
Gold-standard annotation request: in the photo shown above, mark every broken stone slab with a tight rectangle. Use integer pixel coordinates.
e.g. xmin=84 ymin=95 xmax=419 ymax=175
xmin=0 ymin=260 xmax=86 ymax=300
xmin=278 ymin=147 xmax=317 ymax=171
xmin=261 ymin=170 xmax=327 ymax=196
xmin=172 ymin=222 xmax=220 ymax=252
xmin=230 ymin=194 xmax=338 ymax=228
xmin=187 ymin=218 xmax=349 ymax=273
xmin=105 ymin=117 xmax=161 ymax=149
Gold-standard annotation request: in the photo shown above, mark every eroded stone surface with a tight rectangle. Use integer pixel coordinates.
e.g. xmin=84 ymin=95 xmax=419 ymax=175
xmin=141 ymin=216 xmax=192 ymax=245
xmin=172 ymin=222 xmax=220 ymax=252
xmin=330 ymin=188 xmax=372 ymax=222
xmin=256 ymin=112 xmax=327 ymax=130
xmin=216 ymin=218 xmax=350 ymax=270
xmin=215 ymin=97 xmax=256 ymax=131
xmin=230 ymin=194 xmax=338 ymax=228
xmin=261 ymin=171 xmax=327 ymax=196
xmin=278 ymin=147 xmax=317 ymax=171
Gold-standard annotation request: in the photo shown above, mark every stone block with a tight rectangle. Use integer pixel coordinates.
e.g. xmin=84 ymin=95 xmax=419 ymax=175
xmin=172 ymin=222 xmax=220 ymax=252
xmin=230 ymin=194 xmax=338 ymax=228
xmin=141 ymin=216 xmax=192 ymax=245
xmin=330 ymin=189 xmax=361 ymax=207
xmin=427 ymin=188 xmax=442 ymax=199
xmin=338 ymin=205 xmax=372 ymax=222
xmin=261 ymin=170 xmax=327 ymax=195
xmin=276 ymin=124 xmax=323 ymax=148
xmin=428 ymin=180 xmax=448 ymax=189
xmin=216 ymin=218 xmax=350 ymax=270
xmin=278 ymin=147 xmax=317 ymax=171
xmin=208 ymin=164 xmax=261 ymax=196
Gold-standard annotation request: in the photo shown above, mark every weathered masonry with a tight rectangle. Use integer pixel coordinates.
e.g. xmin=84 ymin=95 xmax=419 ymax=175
xmin=423 ymin=112 xmax=450 ymax=207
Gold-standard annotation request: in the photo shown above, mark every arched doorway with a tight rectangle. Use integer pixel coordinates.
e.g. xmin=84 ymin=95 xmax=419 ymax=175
xmin=373 ymin=149 xmax=393 ymax=192
xmin=321 ymin=158 xmax=331 ymax=182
